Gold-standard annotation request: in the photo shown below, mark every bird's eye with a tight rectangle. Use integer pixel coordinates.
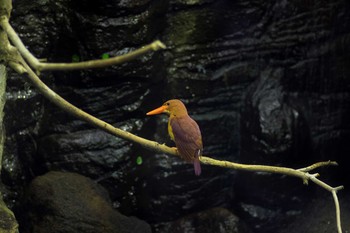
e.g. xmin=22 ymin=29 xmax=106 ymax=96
xmin=166 ymin=102 xmax=170 ymax=106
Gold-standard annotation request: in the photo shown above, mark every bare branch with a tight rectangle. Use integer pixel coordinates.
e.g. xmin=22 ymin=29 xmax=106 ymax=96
xmin=35 ymin=40 xmax=166 ymax=71
xmin=332 ymin=189 xmax=343 ymax=233
xmin=297 ymin=160 xmax=338 ymax=172
xmin=200 ymin=156 xmax=308 ymax=179
xmin=0 ymin=18 xmax=166 ymax=72
xmin=0 ymin=17 xmax=40 ymax=68
xmin=308 ymin=173 xmax=344 ymax=192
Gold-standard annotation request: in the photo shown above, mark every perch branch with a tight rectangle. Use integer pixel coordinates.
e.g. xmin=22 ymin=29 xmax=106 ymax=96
xmin=199 ymin=157 xmax=344 ymax=233
xmin=0 ymin=17 xmax=166 ymax=72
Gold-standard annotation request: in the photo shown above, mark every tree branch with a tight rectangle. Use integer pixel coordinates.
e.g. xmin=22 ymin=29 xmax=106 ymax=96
xmin=297 ymin=160 xmax=338 ymax=172
xmin=201 ymin=156 xmax=309 ymax=179
xmin=332 ymin=189 xmax=343 ymax=233
xmin=0 ymin=17 xmax=166 ymax=72
xmin=0 ymin=17 xmax=40 ymax=68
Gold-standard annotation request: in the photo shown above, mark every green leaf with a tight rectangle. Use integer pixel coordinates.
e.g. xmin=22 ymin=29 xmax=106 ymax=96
xmin=71 ymin=54 xmax=80 ymax=62
xmin=136 ymin=156 xmax=143 ymax=165
xmin=101 ymin=53 xmax=110 ymax=60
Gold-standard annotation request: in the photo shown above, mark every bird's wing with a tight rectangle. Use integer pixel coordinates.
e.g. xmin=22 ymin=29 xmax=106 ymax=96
xmin=170 ymin=116 xmax=203 ymax=162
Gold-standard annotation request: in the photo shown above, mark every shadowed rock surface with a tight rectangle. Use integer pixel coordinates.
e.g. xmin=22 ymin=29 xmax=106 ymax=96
xmin=0 ymin=64 xmax=18 ymax=233
xmin=20 ymin=171 xmax=151 ymax=233
xmin=157 ymin=207 xmax=252 ymax=233
xmin=1 ymin=0 xmax=350 ymax=233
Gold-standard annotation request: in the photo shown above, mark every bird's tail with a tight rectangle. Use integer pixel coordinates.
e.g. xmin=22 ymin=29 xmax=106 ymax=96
xmin=194 ymin=159 xmax=201 ymax=176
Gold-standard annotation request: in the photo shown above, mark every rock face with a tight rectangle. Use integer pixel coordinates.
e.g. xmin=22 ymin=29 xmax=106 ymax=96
xmin=0 ymin=65 xmax=18 ymax=233
xmin=158 ymin=207 xmax=252 ymax=233
xmin=21 ymin=171 xmax=151 ymax=233
xmin=1 ymin=0 xmax=350 ymax=233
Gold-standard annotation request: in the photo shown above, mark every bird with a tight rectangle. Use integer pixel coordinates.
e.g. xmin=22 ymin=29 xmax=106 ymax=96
xmin=146 ymin=99 xmax=202 ymax=176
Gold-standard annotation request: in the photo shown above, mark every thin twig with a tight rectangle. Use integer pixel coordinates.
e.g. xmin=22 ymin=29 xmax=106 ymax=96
xmin=308 ymin=173 xmax=344 ymax=192
xmin=297 ymin=160 xmax=338 ymax=172
xmin=332 ymin=189 xmax=343 ymax=233
xmin=0 ymin=18 xmax=166 ymax=72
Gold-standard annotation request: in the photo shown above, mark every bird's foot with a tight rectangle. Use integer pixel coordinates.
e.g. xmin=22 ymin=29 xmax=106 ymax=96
xmin=171 ymin=147 xmax=179 ymax=155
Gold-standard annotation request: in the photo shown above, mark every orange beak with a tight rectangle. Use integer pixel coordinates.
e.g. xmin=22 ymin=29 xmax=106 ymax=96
xmin=146 ymin=105 xmax=168 ymax=115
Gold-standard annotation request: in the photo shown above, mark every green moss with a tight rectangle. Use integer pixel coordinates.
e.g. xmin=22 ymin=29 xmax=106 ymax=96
xmin=101 ymin=53 xmax=110 ymax=60
xmin=136 ymin=156 xmax=143 ymax=165
xmin=71 ymin=54 xmax=80 ymax=62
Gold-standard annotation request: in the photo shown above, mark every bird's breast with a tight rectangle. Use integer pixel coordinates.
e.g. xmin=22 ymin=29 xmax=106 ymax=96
xmin=167 ymin=119 xmax=175 ymax=141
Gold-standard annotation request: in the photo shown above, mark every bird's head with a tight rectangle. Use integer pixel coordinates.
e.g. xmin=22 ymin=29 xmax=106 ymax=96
xmin=146 ymin=99 xmax=188 ymax=117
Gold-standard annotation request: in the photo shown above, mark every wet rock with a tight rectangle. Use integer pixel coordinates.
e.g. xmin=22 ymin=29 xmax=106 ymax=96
xmin=20 ymin=171 xmax=151 ymax=233
xmin=136 ymin=151 xmax=236 ymax=223
xmin=36 ymin=129 xmax=132 ymax=176
xmin=279 ymin=190 xmax=350 ymax=233
xmin=157 ymin=207 xmax=252 ymax=233
xmin=0 ymin=65 xmax=19 ymax=233
xmin=241 ymin=68 xmax=310 ymax=163
xmin=2 ymin=88 xmax=42 ymax=193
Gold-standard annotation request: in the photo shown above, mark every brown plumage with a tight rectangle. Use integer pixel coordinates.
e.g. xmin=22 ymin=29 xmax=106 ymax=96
xmin=146 ymin=99 xmax=202 ymax=175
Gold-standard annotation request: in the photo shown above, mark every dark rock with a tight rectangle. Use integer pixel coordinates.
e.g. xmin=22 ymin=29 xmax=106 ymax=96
xmin=36 ymin=127 xmax=134 ymax=176
xmin=279 ymin=190 xmax=350 ymax=233
xmin=135 ymin=151 xmax=236 ymax=223
xmin=20 ymin=171 xmax=151 ymax=233
xmin=157 ymin=207 xmax=252 ymax=233
xmin=241 ymin=68 xmax=311 ymax=163
xmin=1 ymin=64 xmax=18 ymax=233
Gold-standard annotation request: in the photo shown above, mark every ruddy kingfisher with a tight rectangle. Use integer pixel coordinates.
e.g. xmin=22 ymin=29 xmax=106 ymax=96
xmin=146 ymin=99 xmax=202 ymax=176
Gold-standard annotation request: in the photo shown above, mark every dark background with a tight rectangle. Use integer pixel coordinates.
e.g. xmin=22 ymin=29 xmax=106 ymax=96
xmin=2 ymin=0 xmax=350 ymax=232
